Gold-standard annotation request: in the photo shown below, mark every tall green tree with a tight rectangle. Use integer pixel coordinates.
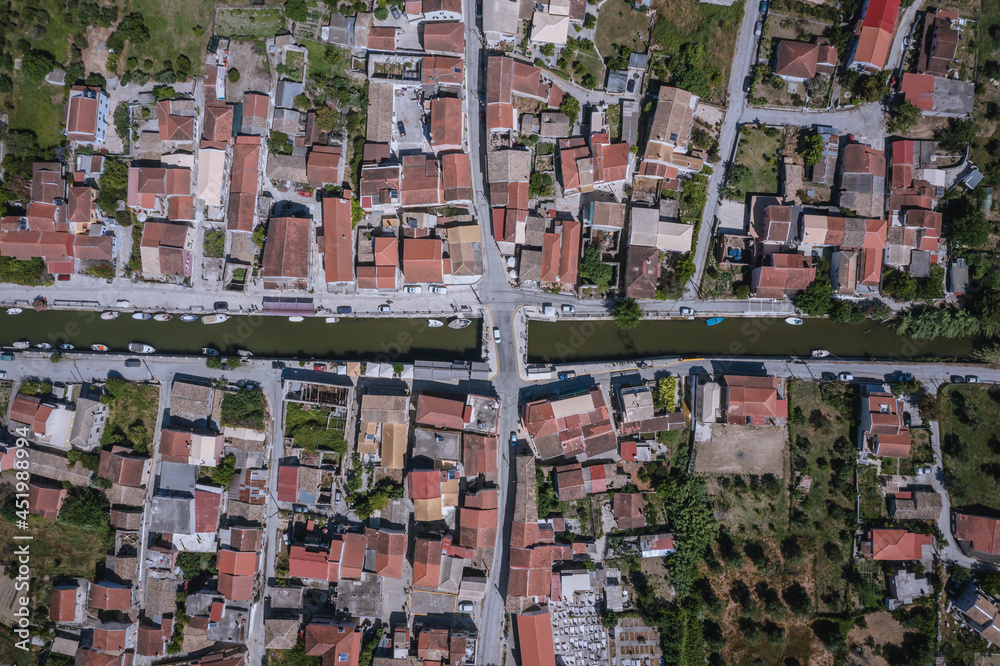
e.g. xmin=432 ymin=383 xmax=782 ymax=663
xmin=613 ymin=297 xmax=643 ymax=330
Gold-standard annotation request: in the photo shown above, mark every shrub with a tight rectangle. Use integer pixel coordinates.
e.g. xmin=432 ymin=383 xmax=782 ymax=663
xmin=59 ymin=486 xmax=111 ymax=529
xmin=285 ymin=0 xmax=309 ymax=21
xmin=613 ymin=297 xmax=643 ymax=330
xmin=228 ymin=68 xmax=241 ymax=83
xmin=21 ymin=50 xmax=58 ymax=82
xmin=220 ymin=388 xmax=267 ymax=429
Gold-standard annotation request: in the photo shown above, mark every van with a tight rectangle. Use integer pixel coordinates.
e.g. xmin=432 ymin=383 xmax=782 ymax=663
xmin=0 ymin=352 xmax=13 ymax=361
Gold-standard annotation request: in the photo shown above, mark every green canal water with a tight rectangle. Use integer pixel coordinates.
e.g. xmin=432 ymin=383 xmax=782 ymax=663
xmin=0 ymin=310 xmax=482 ymax=362
xmin=527 ymin=317 xmax=981 ymax=364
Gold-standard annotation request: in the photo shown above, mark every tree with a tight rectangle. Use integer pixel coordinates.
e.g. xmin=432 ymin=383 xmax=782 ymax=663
xmin=583 ymin=13 xmax=596 ymax=28
xmin=559 ymin=94 xmax=581 ymax=125
xmin=211 ymin=453 xmax=238 ymax=487
xmin=579 ymin=246 xmax=613 ymax=290
xmin=613 ymin=297 xmax=643 ymax=330
xmin=801 ymin=131 xmax=824 ymax=167
xmin=794 ymin=275 xmax=833 ymax=316
xmin=670 ymin=43 xmax=711 ymax=98
xmin=268 ymin=131 xmax=292 ymax=155
xmin=936 ymin=118 xmax=975 ymax=152
xmin=882 ymin=269 xmax=917 ymax=301
xmin=59 ymin=486 xmax=111 ymax=529
xmin=829 ymin=300 xmax=865 ymax=324
xmin=975 ymin=287 xmax=1000 ymax=337
xmin=887 ymin=100 xmax=921 ymax=133
xmin=851 ymin=70 xmax=890 ymax=103
xmin=228 ymin=68 xmax=241 ymax=83
xmin=915 ymin=264 xmax=945 ymax=301
xmin=947 ymin=199 xmax=990 ymax=247
xmin=529 ymin=172 xmax=553 ymax=197
xmin=285 ymin=0 xmax=309 ymax=22
xmin=0 ymin=75 xmax=12 ymax=93
xmin=220 ymin=388 xmax=267 ymax=429
xmin=21 ymin=49 xmax=57 ymax=82
xmin=539 ymin=43 xmax=555 ymax=57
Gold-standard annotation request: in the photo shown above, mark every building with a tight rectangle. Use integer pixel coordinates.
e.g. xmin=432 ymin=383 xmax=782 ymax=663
xmin=28 ymin=478 xmax=67 ymax=519
xmin=613 ymin=492 xmax=645 ymax=530
xmin=484 ymin=0 xmax=520 ymax=45
xmin=228 ymin=135 xmax=262 ymax=232
xmin=628 ymin=207 xmax=693 ymax=253
xmin=530 ymin=12 xmax=570 ymax=45
xmin=886 ymin=569 xmax=931 ymax=610
xmin=304 ymin=620 xmax=362 ymax=666
xmin=260 ymin=217 xmax=311 ymax=290
xmin=241 ymin=92 xmax=270 ymax=135
xmin=403 ymin=237 xmax=451 ymax=285
xmin=64 ymin=86 xmax=111 ymax=144
xmin=953 ymin=583 xmax=1000 ymax=646
xmin=422 ymin=21 xmax=465 ymax=54
xmin=515 ymin=608 xmax=557 ymax=666
xmin=848 ymin=0 xmax=901 ymax=72
xmin=900 ymin=72 xmax=975 ymax=118
xmin=429 ymin=97 xmax=464 ymax=154
xmin=718 ymin=375 xmax=788 ymax=426
xmin=916 ymin=9 xmax=959 ymax=76
xmin=889 ymin=489 xmax=942 ymax=520
xmin=321 ymin=193 xmax=354 ymax=285
xmin=458 ymin=488 xmax=499 ymax=548
xmin=357 ymin=393 xmax=409 ymax=467
xmin=522 ymin=386 xmax=616 ymax=461
xmin=955 ymin=513 xmax=1000 ymax=561
xmin=400 ymin=155 xmax=443 ymax=207
xmin=639 ymin=86 xmax=702 ymax=182
xmin=140 ymin=222 xmax=194 ymax=277
xmin=751 ymin=252 xmax=816 ymax=300
xmin=861 ymin=529 xmax=932 ymax=560
xmin=307 ymin=145 xmax=342 ymax=186
xmin=553 ymin=463 xmax=610 ymax=501
xmin=860 ymin=389 xmax=911 ymax=458
xmin=217 ymin=549 xmax=257 ymax=602
xmin=774 ymin=39 xmax=838 ymax=82
xmin=640 ymin=533 xmax=677 ymax=558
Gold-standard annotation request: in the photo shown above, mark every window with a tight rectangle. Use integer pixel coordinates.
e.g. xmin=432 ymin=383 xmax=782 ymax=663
xmin=669 ymin=132 xmax=678 ymax=143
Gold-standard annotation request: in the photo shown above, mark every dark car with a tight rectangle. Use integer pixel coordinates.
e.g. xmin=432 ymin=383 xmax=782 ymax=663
xmin=510 ymin=431 xmax=518 ymax=447
xmin=214 ymin=301 xmax=229 ymax=310
xmin=124 ymin=359 xmax=141 ymax=368
xmin=743 ymin=75 xmax=753 ymax=93
xmin=397 ymin=121 xmax=406 ymax=137
xmin=336 ymin=305 xmax=353 ymax=315
xmin=272 ymin=360 xmax=285 ymax=369
xmin=903 ymin=412 xmax=912 ymax=427
xmin=627 ymin=79 xmax=635 ymax=93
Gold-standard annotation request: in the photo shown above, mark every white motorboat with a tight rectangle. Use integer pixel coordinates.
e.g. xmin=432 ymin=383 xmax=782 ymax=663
xmin=811 ymin=349 xmax=831 ymax=358
xmin=448 ymin=318 xmax=471 ymax=329
xmin=179 ymin=314 xmax=199 ymax=322
xmin=128 ymin=343 xmax=156 ymax=354
xmin=58 ymin=344 xmax=75 ymax=351
xmin=202 ymin=347 xmax=220 ymax=357
xmin=132 ymin=312 xmax=152 ymax=321
xmin=427 ymin=319 xmax=444 ymax=328
xmin=90 ymin=344 xmax=110 ymax=352
xmin=236 ymin=349 xmax=253 ymax=358
xmin=12 ymin=341 xmax=30 ymax=349
xmin=35 ymin=343 xmax=52 ymax=350
xmin=153 ymin=313 xmax=173 ymax=322
xmin=202 ymin=314 xmax=229 ymax=325
xmin=324 ymin=317 xmax=340 ymax=323
xmin=6 ymin=308 xmax=22 ymax=315
xmin=101 ymin=311 xmax=121 ymax=320
xmin=288 ymin=316 xmax=305 ymax=322
xmin=785 ymin=317 xmax=804 ymax=325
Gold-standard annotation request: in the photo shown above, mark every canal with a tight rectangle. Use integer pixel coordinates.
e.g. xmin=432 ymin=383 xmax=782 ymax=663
xmin=527 ymin=317 xmax=982 ymax=363
xmin=0 ymin=310 xmax=483 ymax=362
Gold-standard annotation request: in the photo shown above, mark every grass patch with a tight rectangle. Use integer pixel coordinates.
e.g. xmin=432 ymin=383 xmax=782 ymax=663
xmin=99 ymin=378 xmax=160 ymax=455
xmin=6 ymin=78 xmax=66 ymax=149
xmin=899 ymin=428 xmax=934 ymax=475
xmin=727 ymin=125 xmax=783 ymax=199
xmin=285 ymin=403 xmax=347 ymax=456
xmin=10 ymin=0 xmax=80 ymax=62
xmin=129 ymin=0 xmax=213 ymax=78
xmin=215 ymin=7 xmax=286 ymax=39
xmin=594 ymin=0 xmax=651 ymax=57
xmin=204 ymin=230 xmax=225 ymax=259
xmin=858 ymin=465 xmax=885 ymax=520
xmin=0 ymin=380 xmax=11 ymax=417
xmin=220 ymin=388 xmax=267 ymax=430
xmin=301 ymin=39 xmax=337 ymax=80
xmin=940 ymin=385 xmax=1000 ymax=513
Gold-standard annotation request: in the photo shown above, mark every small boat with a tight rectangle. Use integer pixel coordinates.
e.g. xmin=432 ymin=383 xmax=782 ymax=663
xmin=153 ymin=313 xmax=173 ymax=322
xmin=427 ymin=319 xmax=444 ymax=328
xmin=324 ymin=317 xmax=340 ymax=324
xmin=785 ymin=317 xmax=804 ymax=326
xmin=6 ymin=308 xmax=22 ymax=315
xmin=202 ymin=314 xmax=229 ymax=325
xmin=448 ymin=318 xmax=471 ymax=330
xmin=128 ymin=343 xmax=156 ymax=354
xmin=288 ymin=316 xmax=305 ymax=322
xmin=58 ymin=344 xmax=75 ymax=351
xmin=101 ymin=311 xmax=121 ymax=320
xmin=811 ymin=349 xmax=830 ymax=358
xmin=236 ymin=349 xmax=253 ymax=358
xmin=90 ymin=344 xmax=110 ymax=352
xmin=12 ymin=341 xmax=30 ymax=349
xmin=179 ymin=314 xmax=199 ymax=322
xmin=706 ymin=317 xmax=725 ymax=326
xmin=132 ymin=312 xmax=152 ymax=321
xmin=202 ymin=347 xmax=220 ymax=357
xmin=35 ymin=343 xmax=52 ymax=350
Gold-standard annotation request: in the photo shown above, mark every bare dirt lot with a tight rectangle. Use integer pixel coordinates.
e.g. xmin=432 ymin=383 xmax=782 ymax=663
xmin=846 ymin=611 xmax=908 ymax=666
xmin=694 ymin=424 xmax=786 ymax=476
xmin=226 ymin=40 xmax=274 ymax=102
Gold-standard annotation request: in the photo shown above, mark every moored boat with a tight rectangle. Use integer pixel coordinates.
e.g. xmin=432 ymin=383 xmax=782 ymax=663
xmin=202 ymin=347 xmax=220 ymax=357
xmin=90 ymin=344 xmax=110 ymax=352
xmin=128 ymin=343 xmax=156 ymax=354
xmin=236 ymin=349 xmax=253 ymax=358
xmin=6 ymin=308 xmax=22 ymax=315
xmin=811 ymin=349 xmax=830 ymax=358
xmin=324 ymin=317 xmax=340 ymax=323
xmin=132 ymin=312 xmax=152 ymax=321
xmin=153 ymin=313 xmax=173 ymax=322
xmin=179 ymin=314 xmax=199 ymax=322
xmin=427 ymin=319 xmax=444 ymax=328
xmin=59 ymin=344 xmax=75 ymax=351
xmin=288 ymin=316 xmax=305 ymax=322
xmin=448 ymin=318 xmax=471 ymax=329
xmin=101 ymin=311 xmax=121 ymax=320
xmin=706 ymin=317 xmax=724 ymax=326
xmin=202 ymin=314 xmax=229 ymax=325
xmin=785 ymin=317 xmax=804 ymax=326
xmin=35 ymin=343 xmax=52 ymax=350
xmin=12 ymin=341 xmax=30 ymax=349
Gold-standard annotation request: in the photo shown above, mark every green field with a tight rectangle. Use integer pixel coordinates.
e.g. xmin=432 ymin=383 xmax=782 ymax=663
xmin=940 ymin=384 xmax=1000 ymax=512
xmin=728 ymin=125 xmax=782 ymax=198
xmin=6 ymin=78 xmax=66 ymax=149
xmin=594 ymin=0 xmax=651 ymax=57
xmin=130 ymin=0 xmax=214 ymax=77
xmin=100 ymin=379 xmax=160 ymax=456
xmin=215 ymin=7 xmax=287 ymax=39
xmin=285 ymin=403 xmax=346 ymax=456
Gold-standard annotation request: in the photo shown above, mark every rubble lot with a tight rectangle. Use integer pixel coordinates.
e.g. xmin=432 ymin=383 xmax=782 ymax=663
xmin=226 ymin=40 xmax=275 ymax=102
xmin=693 ymin=423 xmax=786 ymax=476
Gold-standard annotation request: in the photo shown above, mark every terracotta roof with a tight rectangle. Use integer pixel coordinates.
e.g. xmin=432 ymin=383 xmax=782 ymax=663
xmin=92 ymin=624 xmax=130 ymax=652
xmin=321 ymin=195 xmax=354 ymax=283
xmin=366 ymin=527 xmax=406 ymax=578
xmin=65 ymin=86 xmax=104 ymax=142
xmin=522 ymin=386 xmax=616 ymax=460
xmin=955 ymin=513 xmax=1000 ymax=555
xmin=463 ymin=433 xmax=498 ymax=476
xmin=723 ymin=375 xmax=789 ymax=425
xmin=261 ymin=217 xmax=311 ymax=281
xmin=624 ymin=244 xmax=660 ymax=299
xmin=415 ymin=392 xmax=468 ymax=430
xmin=866 ymin=528 xmax=931 ymax=560
xmin=459 ymin=504 xmax=498 ymax=548
xmin=423 ymin=55 xmax=465 ymax=87
xmin=441 ymin=152 xmax=472 ymax=201
xmin=66 ymin=186 xmax=93 ymax=225
xmin=613 ymin=492 xmax=646 ymax=530
xmin=90 ymin=582 xmax=132 ymax=610
xmin=98 ymin=449 xmax=147 ymax=486
xmin=50 ymin=586 xmax=78 ymax=622
xmin=158 ymin=100 xmax=195 ymax=142
xmin=403 ymin=237 xmax=449 ymax=284
xmin=852 ymin=0 xmax=900 ymax=70
xmin=194 ymin=488 xmax=222 ymax=533
xmin=307 ymin=144 xmax=342 ymax=186
xmin=409 ymin=469 xmax=443 ymax=500
xmin=304 ymin=621 xmax=361 ymax=666
xmin=751 ymin=253 xmax=816 ymax=299
xmin=203 ymin=104 xmax=234 ymax=143
xmin=430 ymin=97 xmax=464 ymax=153
xmin=218 ymin=573 xmax=255 ymax=602
xmin=242 ymin=92 xmax=270 ymax=127
xmin=168 ymin=195 xmax=195 ymax=222
xmin=775 ymin=40 xmax=820 ymax=79
xmin=900 ymin=72 xmax=935 ymax=111
xmin=231 ymin=527 xmax=262 ymax=552
xmin=219 ymin=549 xmax=258 ymax=576
xmin=412 ymin=537 xmax=443 ymax=588
xmin=422 ymin=21 xmax=465 ymax=54
xmin=289 ymin=545 xmax=330 ymax=581
xmin=400 ymin=155 xmax=443 ymax=207
xmin=277 ymin=465 xmax=299 ymax=503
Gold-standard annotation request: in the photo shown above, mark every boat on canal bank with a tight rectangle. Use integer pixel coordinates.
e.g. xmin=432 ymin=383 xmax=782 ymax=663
xmin=202 ymin=314 xmax=229 ymax=325
xmin=101 ymin=311 xmax=121 ymax=320
xmin=153 ymin=313 xmax=173 ymax=322
xmin=132 ymin=313 xmax=152 ymax=321
xmin=128 ymin=343 xmax=156 ymax=354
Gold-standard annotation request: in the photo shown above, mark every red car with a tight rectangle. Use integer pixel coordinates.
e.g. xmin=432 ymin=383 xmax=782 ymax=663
xmin=314 ymin=363 xmax=327 ymax=372
xmin=298 ymin=190 xmax=313 ymax=198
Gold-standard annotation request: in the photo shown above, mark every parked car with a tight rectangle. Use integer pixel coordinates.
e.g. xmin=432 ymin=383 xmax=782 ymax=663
xmin=903 ymin=412 xmax=912 ymax=427
xmin=430 ymin=285 xmax=447 ymax=294
xmin=679 ymin=307 xmax=694 ymax=316
xmin=314 ymin=363 xmax=328 ymax=372
xmin=292 ymin=504 xmax=307 ymax=514
xmin=561 ymin=304 xmax=575 ymax=313
xmin=335 ymin=489 xmax=343 ymax=503
xmin=378 ymin=304 xmax=391 ymax=313
xmin=404 ymin=285 xmax=422 ymax=294
xmin=627 ymin=79 xmax=635 ymax=93
xmin=459 ymin=601 xmax=475 ymax=613
xmin=57 ymin=274 xmax=70 ymax=281
xmin=510 ymin=431 xmax=518 ymax=447
xmin=214 ymin=301 xmax=229 ymax=310
xmin=337 ymin=306 xmax=353 ymax=314
xmin=759 ymin=0 xmax=768 ymax=12
xmin=493 ymin=327 xmax=501 ymax=343
xmin=0 ymin=353 xmax=13 ymax=361
xmin=916 ymin=466 xmax=933 ymax=475
xmin=951 ymin=375 xmax=965 ymax=384
xmin=754 ymin=20 xmax=763 ymax=35
xmin=838 ymin=372 xmax=853 ymax=382
xmin=0 ymin=371 xmax=6 ymax=379
xmin=397 ymin=121 xmax=406 ymax=137
xmin=124 ymin=359 xmax=141 ymax=368
xmin=558 ymin=371 xmax=577 ymax=380
xmin=390 ymin=4 xmax=400 ymax=17
xmin=298 ymin=189 xmax=313 ymax=198
xmin=272 ymin=360 xmax=285 ymax=369
xmin=966 ymin=375 xmax=980 ymax=383
xmin=743 ymin=75 xmax=753 ymax=93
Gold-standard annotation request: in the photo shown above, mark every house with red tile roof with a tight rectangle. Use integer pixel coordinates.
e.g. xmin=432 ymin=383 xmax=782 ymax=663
xmin=321 ymin=193 xmax=354 ymax=285
xmin=289 ymin=545 xmax=331 ymax=581
xmin=365 ymin=527 xmax=406 ymax=578
xmin=98 ymin=447 xmax=150 ymax=487
xmin=307 ymin=145 xmax=342 ymax=186
xmin=304 ymin=620 xmax=362 ymax=666
xmin=485 ymin=56 xmax=515 ymax=132
xmin=917 ymin=9 xmax=960 ymax=76
xmin=516 ymin=608 xmax=557 ymax=666
xmin=774 ymin=39 xmax=837 ymax=82
xmin=848 ymin=0 xmax=900 ymax=72
xmin=412 ymin=536 xmax=443 ymax=589
xmin=202 ymin=104 xmax=234 ymax=145
xmin=403 ymin=236 xmax=451 ymax=284
xmin=92 ymin=621 xmax=135 ymax=652
xmin=721 ymin=375 xmax=788 ymax=426
xmin=359 ymin=164 xmax=401 ymax=210
xmin=430 ymin=97 xmax=464 ymax=154
xmin=955 ymin=513 xmax=1000 ymax=561
xmin=64 ymin=86 xmax=111 ymax=145
xmin=367 ymin=26 xmax=397 ymax=51
xmin=228 ymin=135 xmax=262 ymax=232
xmin=400 ymin=155 xmax=444 ymax=207
xmin=899 ymin=72 xmax=975 ymax=117
xmin=638 ymin=86 xmax=703 ymax=184
xmin=463 ymin=434 xmax=498 ymax=477
xmin=509 ymin=545 xmax=553 ymax=598
xmin=553 ymin=462 xmax=610 ymax=500
xmin=139 ymin=222 xmax=194 ymax=278
xmin=157 ymin=100 xmax=196 ymax=143
xmin=194 ymin=486 xmax=223 ymax=534
xmin=410 ymin=468 xmax=446 ymax=522
xmin=860 ymin=390 xmax=910 ymax=457
xmin=276 ymin=465 xmax=300 ymax=503
xmin=441 ymin=152 xmax=472 ymax=202
xmin=261 ymin=217 xmax=312 ymax=290
xmin=423 ymin=55 xmax=465 ymax=87
xmin=459 ymin=488 xmax=499 ymax=548
xmin=523 ymin=386 xmax=617 ymax=461
xmin=329 ymin=532 xmax=367 ymax=581
xmin=422 ymin=21 xmax=465 ymax=54
xmin=136 ymin=619 xmax=172 ymax=657
xmin=862 ymin=528 xmax=931 ymax=560
xmin=613 ymin=492 xmax=646 ymax=530
xmin=358 ymin=234 xmax=401 ymax=290
xmin=241 ymin=92 xmax=270 ymax=135
xmin=750 ymin=252 xmax=816 ymax=300
xmin=159 ymin=427 xmax=224 ymax=465
xmin=126 ymin=166 xmax=191 ymax=211
xmin=50 ymin=582 xmax=88 ymax=624
xmin=28 ymin=478 xmax=66 ymax=520
xmin=89 ymin=581 xmax=133 ymax=611
xmin=538 ymin=219 xmax=581 ymax=287
xmin=217 ymin=548 xmax=257 ymax=602
xmin=66 ymin=186 xmax=97 ymax=231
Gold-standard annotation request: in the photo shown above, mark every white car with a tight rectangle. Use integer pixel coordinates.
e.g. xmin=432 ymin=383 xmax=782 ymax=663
xmin=0 ymin=371 xmax=6 ymax=379
xmin=493 ymin=327 xmax=501 ymax=343
xmin=679 ymin=307 xmax=694 ymax=316
xmin=916 ymin=466 xmax=933 ymax=475
xmin=458 ymin=601 xmax=475 ymax=613
xmin=404 ymin=285 xmax=422 ymax=294
xmin=430 ymin=285 xmax=447 ymax=294
xmin=561 ymin=304 xmax=575 ymax=313
xmin=838 ymin=372 xmax=853 ymax=382
xmin=378 ymin=305 xmax=391 ymax=313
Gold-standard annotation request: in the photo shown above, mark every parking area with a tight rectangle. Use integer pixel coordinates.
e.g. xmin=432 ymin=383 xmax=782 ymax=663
xmin=693 ymin=424 xmax=785 ymax=476
xmin=393 ymin=88 xmax=427 ymax=152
